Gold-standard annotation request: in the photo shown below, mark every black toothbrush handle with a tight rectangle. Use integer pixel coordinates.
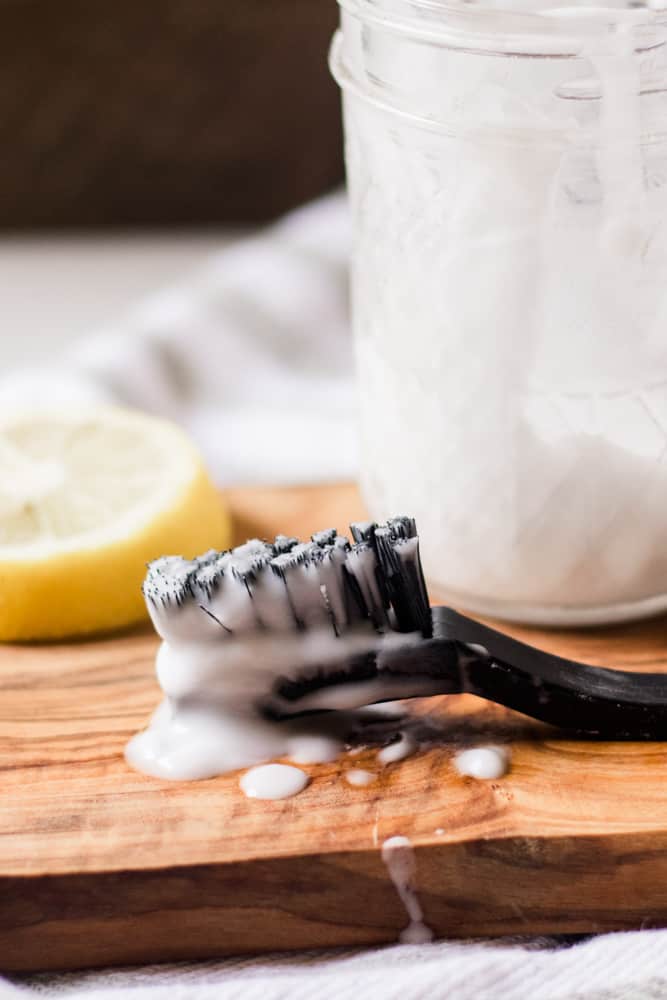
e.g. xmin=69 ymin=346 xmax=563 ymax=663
xmin=432 ymin=607 xmax=667 ymax=739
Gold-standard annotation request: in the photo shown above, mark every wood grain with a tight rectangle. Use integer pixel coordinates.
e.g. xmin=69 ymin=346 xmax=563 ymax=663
xmin=3 ymin=483 xmax=667 ymax=970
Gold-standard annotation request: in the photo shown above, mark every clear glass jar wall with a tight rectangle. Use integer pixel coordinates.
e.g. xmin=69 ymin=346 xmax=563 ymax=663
xmin=332 ymin=0 xmax=667 ymax=624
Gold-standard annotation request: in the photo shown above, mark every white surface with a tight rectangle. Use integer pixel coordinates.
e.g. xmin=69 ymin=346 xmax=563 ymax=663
xmin=0 ymin=232 xmax=238 ymax=372
xmin=8 ymin=932 xmax=667 ymax=1000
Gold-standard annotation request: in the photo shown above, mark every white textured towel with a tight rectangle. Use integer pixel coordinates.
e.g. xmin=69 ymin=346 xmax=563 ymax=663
xmin=2 ymin=192 xmax=667 ymax=997
xmin=5 ymin=932 xmax=667 ymax=1000
xmin=0 ymin=192 xmax=356 ymax=485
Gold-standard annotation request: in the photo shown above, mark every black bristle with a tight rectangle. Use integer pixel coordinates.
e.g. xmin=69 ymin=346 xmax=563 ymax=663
xmin=194 ymin=552 xmax=231 ymax=599
xmin=228 ymin=553 xmax=275 ymax=629
xmin=350 ymin=521 xmax=376 ymax=544
xmin=231 ymin=554 xmax=270 ymax=584
xmin=274 ymin=534 xmax=298 ymax=555
xmin=195 ymin=549 xmax=222 ymax=567
xmin=349 ymin=521 xmax=391 ymax=611
xmin=346 ymin=541 xmax=386 ymax=631
xmin=312 ymin=528 xmax=337 ymax=547
xmin=143 ymin=514 xmax=430 ymax=641
xmin=271 ymin=544 xmax=311 ymax=570
xmin=272 ymin=651 xmax=378 ymax=705
xmin=340 ymin=561 xmax=371 ymax=625
xmin=270 ymin=545 xmax=329 ymax=630
xmin=374 ymin=522 xmax=431 ymax=636
xmin=396 ymin=537 xmax=431 ymax=636
xmin=386 ymin=516 xmax=417 ymax=540
xmin=199 ymin=604 xmax=233 ymax=633
xmin=269 ymin=551 xmax=307 ymax=629
xmin=143 ymin=555 xmax=197 ymax=608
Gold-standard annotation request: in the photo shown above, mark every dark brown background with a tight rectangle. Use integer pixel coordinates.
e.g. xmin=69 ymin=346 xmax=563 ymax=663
xmin=0 ymin=0 xmax=343 ymax=227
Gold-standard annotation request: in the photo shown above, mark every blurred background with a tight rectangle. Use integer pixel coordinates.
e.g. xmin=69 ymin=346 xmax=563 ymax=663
xmin=0 ymin=0 xmax=343 ymax=371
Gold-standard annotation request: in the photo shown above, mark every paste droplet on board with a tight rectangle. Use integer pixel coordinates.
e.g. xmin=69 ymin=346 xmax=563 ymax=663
xmin=239 ymin=763 xmax=309 ymax=800
xmin=454 ymin=745 xmax=510 ymax=780
xmin=346 ymin=768 xmax=377 ymax=787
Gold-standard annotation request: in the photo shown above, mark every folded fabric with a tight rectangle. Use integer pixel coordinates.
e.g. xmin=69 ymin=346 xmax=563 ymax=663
xmin=0 ymin=191 xmax=356 ymax=485
xmin=6 ymin=931 xmax=667 ymax=1000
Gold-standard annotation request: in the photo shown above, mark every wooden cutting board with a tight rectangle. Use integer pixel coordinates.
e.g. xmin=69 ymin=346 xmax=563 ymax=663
xmin=3 ymin=482 xmax=667 ymax=972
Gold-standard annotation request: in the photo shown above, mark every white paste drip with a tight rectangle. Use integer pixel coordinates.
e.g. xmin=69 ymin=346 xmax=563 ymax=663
xmin=240 ymin=764 xmax=309 ymax=800
xmin=129 ymin=523 xmax=441 ymax=782
xmin=125 ymin=626 xmax=429 ymax=781
xmin=378 ymin=732 xmax=417 ymax=766
xmin=454 ymin=745 xmax=511 ymax=780
xmin=126 ymin=605 xmax=441 ymax=780
xmin=346 ymin=768 xmax=377 ymax=786
xmin=381 ymin=836 xmax=434 ymax=944
xmin=288 ymin=735 xmax=342 ymax=765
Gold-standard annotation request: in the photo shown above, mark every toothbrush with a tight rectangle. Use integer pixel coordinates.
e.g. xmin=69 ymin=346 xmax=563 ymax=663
xmin=142 ymin=518 xmax=667 ymax=741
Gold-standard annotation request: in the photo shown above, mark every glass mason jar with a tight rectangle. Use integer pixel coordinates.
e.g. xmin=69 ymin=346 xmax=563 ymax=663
xmin=331 ymin=0 xmax=667 ymax=625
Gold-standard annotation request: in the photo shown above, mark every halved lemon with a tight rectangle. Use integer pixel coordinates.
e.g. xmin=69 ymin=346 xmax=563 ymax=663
xmin=0 ymin=406 xmax=230 ymax=640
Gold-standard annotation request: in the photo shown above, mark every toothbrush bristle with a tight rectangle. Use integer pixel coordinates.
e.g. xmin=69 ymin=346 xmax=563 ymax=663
xmin=375 ymin=520 xmax=431 ymax=635
xmin=232 ymin=539 xmax=274 ymax=560
xmin=195 ymin=548 xmax=221 ymax=567
xmin=270 ymin=545 xmax=329 ymax=629
xmin=142 ymin=519 xmax=431 ymax=638
xmin=387 ymin=516 xmax=418 ymax=541
xmin=350 ymin=521 xmax=376 ymax=544
xmin=344 ymin=541 xmax=386 ymax=630
xmin=274 ymin=534 xmax=298 ymax=554
xmin=311 ymin=528 xmax=337 ymax=547
xmin=195 ymin=552 xmax=231 ymax=598
xmin=143 ymin=555 xmax=197 ymax=607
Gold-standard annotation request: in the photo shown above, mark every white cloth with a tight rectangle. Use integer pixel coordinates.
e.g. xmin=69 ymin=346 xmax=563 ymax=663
xmin=2 ymin=193 xmax=666 ymax=996
xmin=5 ymin=932 xmax=667 ymax=1000
xmin=0 ymin=192 xmax=356 ymax=486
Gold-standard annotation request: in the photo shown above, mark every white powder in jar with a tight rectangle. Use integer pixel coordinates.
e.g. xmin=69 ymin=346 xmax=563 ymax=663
xmin=339 ymin=0 xmax=667 ymax=624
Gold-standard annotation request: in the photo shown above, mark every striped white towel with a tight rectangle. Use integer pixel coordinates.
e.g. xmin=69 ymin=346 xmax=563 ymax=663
xmin=0 ymin=191 xmax=355 ymax=486
xmin=5 ymin=932 xmax=667 ymax=1000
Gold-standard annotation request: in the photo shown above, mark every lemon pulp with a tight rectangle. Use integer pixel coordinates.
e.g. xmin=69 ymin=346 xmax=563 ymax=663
xmin=0 ymin=407 xmax=230 ymax=640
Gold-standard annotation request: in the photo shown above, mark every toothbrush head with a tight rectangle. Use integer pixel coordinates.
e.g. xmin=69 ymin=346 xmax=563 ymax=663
xmin=141 ymin=521 xmax=465 ymax=720
xmin=142 ymin=518 xmax=432 ymax=645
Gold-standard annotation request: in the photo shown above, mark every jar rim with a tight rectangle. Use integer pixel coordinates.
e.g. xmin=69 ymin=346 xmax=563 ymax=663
xmin=338 ymin=0 xmax=667 ymax=56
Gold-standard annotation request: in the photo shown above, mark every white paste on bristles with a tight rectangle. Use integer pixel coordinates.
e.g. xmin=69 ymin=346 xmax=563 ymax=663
xmin=381 ymin=836 xmax=434 ymax=944
xmin=124 ymin=628 xmax=437 ymax=780
xmin=128 ymin=524 xmax=436 ymax=781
